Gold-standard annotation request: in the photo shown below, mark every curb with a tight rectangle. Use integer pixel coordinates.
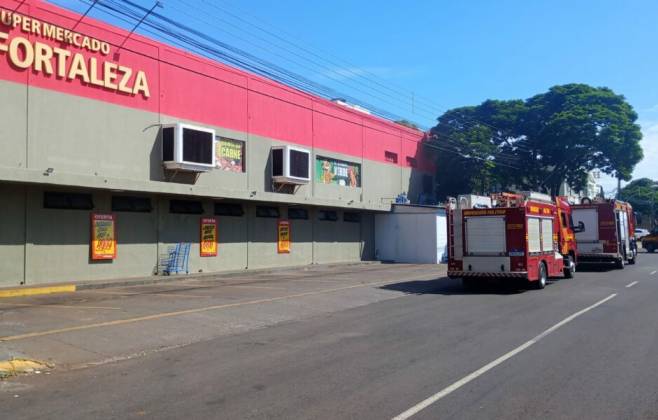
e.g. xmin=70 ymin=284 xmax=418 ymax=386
xmin=0 ymin=359 xmax=51 ymax=379
xmin=0 ymin=285 xmax=76 ymax=299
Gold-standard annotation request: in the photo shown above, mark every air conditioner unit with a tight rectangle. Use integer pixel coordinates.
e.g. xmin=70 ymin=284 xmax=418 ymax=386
xmin=271 ymin=145 xmax=311 ymax=184
xmin=162 ymin=123 xmax=215 ymax=172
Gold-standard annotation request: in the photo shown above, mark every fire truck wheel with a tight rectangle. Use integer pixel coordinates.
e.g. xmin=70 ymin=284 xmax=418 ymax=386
xmin=563 ymin=257 xmax=575 ymax=279
xmin=532 ymin=262 xmax=547 ymax=289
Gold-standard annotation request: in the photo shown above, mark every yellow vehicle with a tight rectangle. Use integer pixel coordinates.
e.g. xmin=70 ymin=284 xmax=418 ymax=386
xmin=641 ymin=230 xmax=658 ymax=253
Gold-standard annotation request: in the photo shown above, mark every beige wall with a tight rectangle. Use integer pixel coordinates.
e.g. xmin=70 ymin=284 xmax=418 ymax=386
xmin=0 ymin=81 xmax=433 ymax=286
xmin=0 ymin=184 xmax=25 ymax=286
xmin=0 ymin=83 xmax=428 ymax=212
xmin=0 ymin=186 xmax=377 ymax=287
xmin=0 ymin=82 xmax=27 ymax=169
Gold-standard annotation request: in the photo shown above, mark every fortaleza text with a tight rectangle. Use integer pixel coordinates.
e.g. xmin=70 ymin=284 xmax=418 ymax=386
xmin=0 ymin=9 xmax=150 ymax=98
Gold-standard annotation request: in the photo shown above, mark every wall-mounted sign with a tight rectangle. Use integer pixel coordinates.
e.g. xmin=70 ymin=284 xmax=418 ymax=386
xmin=216 ymin=138 xmax=245 ymax=172
xmin=200 ymin=217 xmax=218 ymax=257
xmin=0 ymin=9 xmax=150 ymax=98
xmin=91 ymin=213 xmax=116 ymax=260
xmin=316 ymin=157 xmax=361 ymax=187
xmin=277 ymin=220 xmax=290 ymax=254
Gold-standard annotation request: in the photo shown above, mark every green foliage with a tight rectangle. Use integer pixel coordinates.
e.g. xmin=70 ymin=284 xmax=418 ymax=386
xmin=620 ymin=178 xmax=658 ymax=221
xmin=430 ymin=84 xmax=643 ymax=199
xmin=394 ymin=119 xmax=420 ymax=130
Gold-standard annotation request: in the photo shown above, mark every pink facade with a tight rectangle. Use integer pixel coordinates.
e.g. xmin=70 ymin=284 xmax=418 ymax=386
xmin=0 ymin=0 xmax=434 ymax=173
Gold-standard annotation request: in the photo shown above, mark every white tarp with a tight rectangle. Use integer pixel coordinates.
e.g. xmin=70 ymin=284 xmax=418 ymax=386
xmin=375 ymin=208 xmax=447 ymax=264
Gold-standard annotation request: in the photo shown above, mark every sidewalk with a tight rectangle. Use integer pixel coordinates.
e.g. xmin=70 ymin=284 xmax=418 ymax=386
xmin=0 ymin=263 xmax=447 ymax=377
xmin=0 ymin=261 xmax=384 ymax=298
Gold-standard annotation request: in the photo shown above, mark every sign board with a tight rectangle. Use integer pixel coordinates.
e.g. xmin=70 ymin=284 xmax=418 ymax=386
xmin=216 ymin=138 xmax=245 ymax=172
xmin=0 ymin=8 xmax=150 ymax=98
xmin=316 ymin=157 xmax=360 ymax=187
xmin=277 ymin=220 xmax=290 ymax=254
xmin=200 ymin=217 xmax=218 ymax=257
xmin=90 ymin=213 xmax=116 ymax=260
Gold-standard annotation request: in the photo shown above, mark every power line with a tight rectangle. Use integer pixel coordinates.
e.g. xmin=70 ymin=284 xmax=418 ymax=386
xmin=95 ymin=0 xmax=422 ymax=125
xmin=157 ymin=0 xmax=442 ymax=123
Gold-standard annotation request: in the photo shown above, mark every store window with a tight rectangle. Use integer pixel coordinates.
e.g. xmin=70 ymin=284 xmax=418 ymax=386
xmin=288 ymin=208 xmax=309 ymax=220
xmin=256 ymin=206 xmax=280 ymax=218
xmin=44 ymin=192 xmax=94 ymax=210
xmin=385 ymin=151 xmax=398 ymax=163
xmin=343 ymin=212 xmax=361 ymax=223
xmin=170 ymin=200 xmax=204 ymax=214
xmin=214 ymin=203 xmax=244 ymax=217
xmin=216 ymin=137 xmax=245 ymax=172
xmin=318 ymin=210 xmax=338 ymax=221
xmin=112 ymin=196 xmax=152 ymax=213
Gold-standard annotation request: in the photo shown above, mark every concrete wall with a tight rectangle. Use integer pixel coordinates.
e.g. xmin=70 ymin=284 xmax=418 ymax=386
xmin=0 ymin=184 xmax=26 ymax=285
xmin=0 ymin=185 xmax=377 ymax=287
xmin=0 ymin=84 xmax=429 ymax=212
xmin=0 ymin=2 xmax=435 ymax=287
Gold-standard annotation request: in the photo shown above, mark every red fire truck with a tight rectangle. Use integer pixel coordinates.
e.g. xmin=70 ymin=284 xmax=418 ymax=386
xmin=571 ymin=198 xmax=637 ymax=268
xmin=447 ymin=192 xmax=580 ymax=289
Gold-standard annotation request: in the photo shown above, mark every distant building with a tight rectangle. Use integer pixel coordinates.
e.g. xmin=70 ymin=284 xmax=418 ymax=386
xmin=559 ymin=170 xmax=603 ymax=203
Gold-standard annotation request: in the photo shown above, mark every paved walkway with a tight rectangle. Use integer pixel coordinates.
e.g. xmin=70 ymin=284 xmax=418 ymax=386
xmin=0 ymin=263 xmax=446 ymax=370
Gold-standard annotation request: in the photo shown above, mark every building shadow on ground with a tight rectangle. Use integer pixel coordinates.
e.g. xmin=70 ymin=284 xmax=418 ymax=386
xmin=380 ymin=276 xmax=537 ymax=296
xmin=576 ymin=264 xmax=619 ymax=273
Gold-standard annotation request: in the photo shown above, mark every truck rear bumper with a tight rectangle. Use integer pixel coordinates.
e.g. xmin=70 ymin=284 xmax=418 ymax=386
xmin=448 ymin=271 xmax=528 ymax=279
xmin=577 ymin=253 xmax=620 ymax=263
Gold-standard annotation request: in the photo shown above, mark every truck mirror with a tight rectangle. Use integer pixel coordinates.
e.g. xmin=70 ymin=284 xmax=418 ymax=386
xmin=573 ymin=221 xmax=585 ymax=233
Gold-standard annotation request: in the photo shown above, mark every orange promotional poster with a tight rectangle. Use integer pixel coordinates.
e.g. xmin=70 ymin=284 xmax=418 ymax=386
xmin=277 ymin=220 xmax=291 ymax=254
xmin=200 ymin=218 xmax=218 ymax=257
xmin=91 ymin=213 xmax=116 ymax=260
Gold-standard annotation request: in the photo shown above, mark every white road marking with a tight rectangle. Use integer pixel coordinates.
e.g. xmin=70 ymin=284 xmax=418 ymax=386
xmin=626 ymin=281 xmax=639 ymax=288
xmin=391 ymin=293 xmax=618 ymax=420
xmin=650 ymin=271 xmax=656 ymax=276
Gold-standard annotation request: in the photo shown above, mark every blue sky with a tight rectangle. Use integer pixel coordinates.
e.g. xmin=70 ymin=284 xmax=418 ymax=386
xmin=48 ymin=0 xmax=658 ymax=193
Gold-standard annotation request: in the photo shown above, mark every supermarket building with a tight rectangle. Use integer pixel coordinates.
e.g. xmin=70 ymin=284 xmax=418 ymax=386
xmin=0 ymin=0 xmax=436 ymax=287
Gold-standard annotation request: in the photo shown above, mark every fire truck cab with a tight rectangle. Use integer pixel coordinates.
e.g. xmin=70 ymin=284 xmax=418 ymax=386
xmin=447 ymin=192 xmax=578 ymax=289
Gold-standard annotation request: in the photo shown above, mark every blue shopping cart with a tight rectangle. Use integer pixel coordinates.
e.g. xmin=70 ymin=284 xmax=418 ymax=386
xmin=160 ymin=243 xmax=191 ymax=275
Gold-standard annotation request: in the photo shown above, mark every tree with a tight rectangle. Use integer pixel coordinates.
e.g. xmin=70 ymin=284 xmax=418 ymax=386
xmin=620 ymin=178 xmax=658 ymax=227
xmin=394 ymin=119 xmax=420 ymax=130
xmin=430 ymin=100 xmax=525 ymax=198
xmin=429 ymin=84 xmax=644 ymax=199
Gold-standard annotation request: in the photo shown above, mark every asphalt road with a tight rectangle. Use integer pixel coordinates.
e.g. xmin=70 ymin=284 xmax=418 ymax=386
xmin=3 ymin=256 xmax=658 ymax=419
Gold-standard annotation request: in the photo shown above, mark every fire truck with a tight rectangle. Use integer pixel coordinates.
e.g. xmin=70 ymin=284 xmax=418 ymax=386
xmin=447 ymin=192 xmax=580 ymax=289
xmin=571 ymin=198 xmax=637 ymax=268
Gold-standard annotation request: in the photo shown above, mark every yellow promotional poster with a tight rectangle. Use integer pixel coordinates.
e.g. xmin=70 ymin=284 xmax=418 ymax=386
xmin=91 ymin=213 xmax=116 ymax=260
xmin=200 ymin=218 xmax=218 ymax=257
xmin=277 ymin=220 xmax=291 ymax=254
xmin=216 ymin=138 xmax=245 ymax=172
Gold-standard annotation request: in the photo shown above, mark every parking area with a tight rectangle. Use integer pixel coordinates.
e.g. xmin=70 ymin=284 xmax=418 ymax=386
xmin=0 ymin=263 xmax=445 ymax=370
